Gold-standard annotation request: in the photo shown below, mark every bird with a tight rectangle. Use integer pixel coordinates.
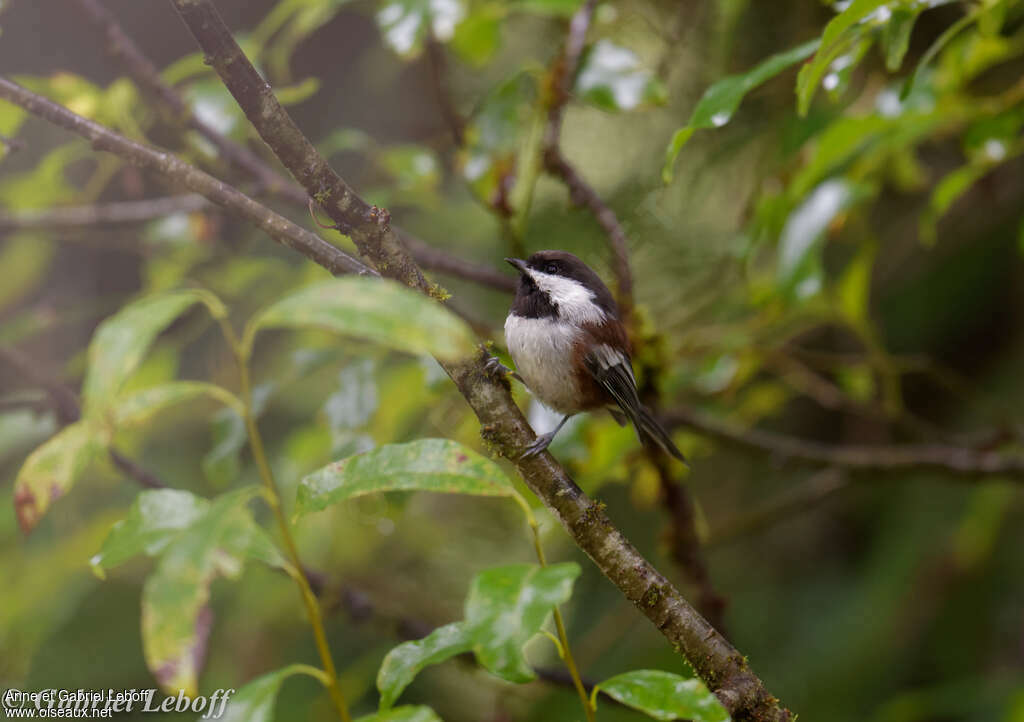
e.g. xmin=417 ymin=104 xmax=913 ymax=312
xmin=501 ymin=250 xmax=685 ymax=461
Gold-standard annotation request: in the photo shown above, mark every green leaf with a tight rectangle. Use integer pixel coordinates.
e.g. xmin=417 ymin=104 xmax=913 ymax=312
xmin=918 ymin=161 xmax=993 ymax=246
xmin=250 ymin=278 xmax=476 ymax=362
xmin=459 ymin=72 xmax=533 ymax=203
xmin=376 ymin=0 xmax=466 ymax=58
xmin=82 ymin=291 xmax=215 ymax=415
xmin=217 ymin=664 xmax=325 ymax=722
xmin=0 ymin=234 xmax=55 ymax=314
xmin=296 ymin=438 xmax=514 ymax=517
xmin=797 ymin=0 xmax=894 ymax=116
xmin=356 ymin=706 xmax=445 ymax=722
xmin=13 ymin=421 xmax=103 ymax=534
xmin=464 ymin=562 xmax=581 ymax=682
xmin=594 ymin=670 xmax=730 ymax=722
xmin=574 ymin=40 xmax=666 ymax=113
xmin=111 ymin=381 xmax=244 ymax=429
xmin=377 ymin=622 xmax=472 ymax=709
xmin=901 ymin=8 xmax=981 ymax=100
xmin=450 ymin=7 xmax=503 ymax=65
xmin=275 ymin=77 xmax=321 ymax=106
xmin=141 ymin=487 xmax=286 ymax=695
xmin=837 ymin=241 xmax=876 ymax=324
xmin=90 ymin=489 xmax=211 ymax=577
xmin=881 ymin=7 xmax=922 ymax=71
xmin=511 ymin=0 xmax=581 ymax=16
xmin=663 ymin=39 xmax=819 ymax=182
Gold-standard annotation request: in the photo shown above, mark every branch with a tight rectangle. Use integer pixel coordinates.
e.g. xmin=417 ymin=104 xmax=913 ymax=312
xmin=398 ymin=229 xmax=516 ymax=293
xmin=13 ymin=4 xmax=789 ymax=717
xmin=542 ymin=147 xmax=634 ymax=317
xmin=651 ymin=452 xmax=728 ymax=630
xmin=169 ymin=0 xmax=426 ymax=292
xmin=541 ymin=0 xmax=633 ymax=317
xmin=74 ymin=0 xmax=499 ymax=297
xmin=72 ymin=0 xmax=308 ymax=205
xmin=0 ymin=77 xmax=375 ymax=278
xmin=425 ymin=32 xmax=465 ymax=147
xmin=664 ymin=406 xmax=1024 ymax=478
xmin=707 ymin=468 xmax=850 ymax=548
xmin=0 ymin=194 xmax=209 ymax=231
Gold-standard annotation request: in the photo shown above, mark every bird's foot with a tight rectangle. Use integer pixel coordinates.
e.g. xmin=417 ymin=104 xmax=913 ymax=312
xmin=520 ymin=430 xmax=556 ymax=459
xmin=483 ymin=353 xmax=521 ymax=383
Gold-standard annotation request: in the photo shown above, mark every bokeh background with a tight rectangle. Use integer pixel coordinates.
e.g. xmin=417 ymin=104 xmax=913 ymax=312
xmin=1 ymin=0 xmax=1023 ymax=720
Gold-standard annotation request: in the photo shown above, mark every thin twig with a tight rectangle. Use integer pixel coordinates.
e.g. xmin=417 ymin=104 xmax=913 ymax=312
xmin=398 ymin=229 xmax=516 ymax=292
xmin=73 ymin=0 xmax=493 ymax=296
xmin=542 ymin=147 xmax=634 ymax=317
xmin=72 ymin=0 xmax=308 ymax=205
xmin=706 ymin=468 xmax=850 ymax=548
xmin=650 ymin=452 xmax=728 ymax=630
xmin=664 ymin=406 xmax=1024 ymax=478
xmin=0 ymin=194 xmax=210 ymax=230
xmin=0 ymin=76 xmax=375 ymax=278
xmin=425 ymin=32 xmax=465 ymax=146
xmin=541 ymin=0 xmax=634 ymax=319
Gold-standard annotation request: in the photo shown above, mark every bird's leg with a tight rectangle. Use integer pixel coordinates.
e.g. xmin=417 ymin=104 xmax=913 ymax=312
xmin=521 ymin=414 xmax=573 ymax=458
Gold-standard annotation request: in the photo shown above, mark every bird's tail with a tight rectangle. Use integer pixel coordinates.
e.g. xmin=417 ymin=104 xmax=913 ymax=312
xmin=634 ymin=405 xmax=687 ymax=463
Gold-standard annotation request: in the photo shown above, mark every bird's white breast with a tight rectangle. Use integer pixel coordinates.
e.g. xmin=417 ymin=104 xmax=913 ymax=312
xmin=504 ymin=314 xmax=582 ymax=414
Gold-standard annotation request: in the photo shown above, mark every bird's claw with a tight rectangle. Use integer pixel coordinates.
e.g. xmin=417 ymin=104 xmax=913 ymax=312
xmin=520 ymin=431 xmax=556 ymax=459
xmin=483 ymin=354 xmax=514 ymax=380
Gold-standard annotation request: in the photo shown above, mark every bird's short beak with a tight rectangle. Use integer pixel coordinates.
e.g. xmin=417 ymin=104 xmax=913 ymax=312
xmin=505 ymin=257 xmax=528 ymax=273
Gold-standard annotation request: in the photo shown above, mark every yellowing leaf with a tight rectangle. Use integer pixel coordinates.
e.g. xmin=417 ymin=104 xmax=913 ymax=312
xmin=14 ymin=422 xmax=103 ymax=534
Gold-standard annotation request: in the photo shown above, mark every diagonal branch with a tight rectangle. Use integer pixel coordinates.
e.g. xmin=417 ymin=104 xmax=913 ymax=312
xmin=0 ymin=76 xmax=374 ymax=278
xmin=72 ymin=0 xmax=307 ymax=205
xmin=665 ymin=405 xmax=1024 ymax=478
xmin=72 ymin=0 xmax=507 ymax=295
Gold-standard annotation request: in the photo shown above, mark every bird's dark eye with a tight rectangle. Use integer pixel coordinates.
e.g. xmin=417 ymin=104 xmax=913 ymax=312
xmin=545 ymin=262 xmax=558 ymax=274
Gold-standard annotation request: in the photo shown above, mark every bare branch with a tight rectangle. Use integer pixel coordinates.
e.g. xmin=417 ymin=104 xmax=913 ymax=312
xmin=664 ymin=405 xmax=1024 ymax=478
xmin=542 ymin=147 xmax=634 ymax=316
xmin=398 ymin=229 xmax=516 ymax=293
xmin=707 ymin=468 xmax=850 ymax=548
xmin=650 ymin=452 xmax=728 ymax=629
xmin=541 ymin=0 xmax=634 ymax=319
xmin=72 ymin=0 xmax=307 ymax=205
xmin=165 ymin=3 xmax=791 ymax=718
xmin=425 ymin=32 xmax=465 ymax=147
xmin=0 ymin=194 xmax=209 ymax=231
xmin=0 ymin=77 xmax=375 ymax=278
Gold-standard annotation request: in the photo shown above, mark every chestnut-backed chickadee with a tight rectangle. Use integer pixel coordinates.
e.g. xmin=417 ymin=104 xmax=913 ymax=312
xmin=503 ymin=250 xmax=685 ymax=461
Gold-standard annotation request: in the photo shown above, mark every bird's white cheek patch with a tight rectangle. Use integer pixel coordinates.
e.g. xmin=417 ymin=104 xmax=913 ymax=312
xmin=527 ymin=270 xmax=606 ymax=325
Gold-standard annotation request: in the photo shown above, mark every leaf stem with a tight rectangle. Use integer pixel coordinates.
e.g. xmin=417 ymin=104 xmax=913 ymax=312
xmin=526 ymin=510 xmax=596 ymax=722
xmin=228 ymin=323 xmax=352 ymax=722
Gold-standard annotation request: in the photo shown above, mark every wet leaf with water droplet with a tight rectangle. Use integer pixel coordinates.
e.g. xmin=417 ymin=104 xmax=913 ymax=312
xmin=663 ymin=39 xmax=818 ymax=182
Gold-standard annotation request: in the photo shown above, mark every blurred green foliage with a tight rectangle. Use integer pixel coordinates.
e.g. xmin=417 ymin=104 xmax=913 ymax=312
xmin=2 ymin=0 xmax=1024 ymax=720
